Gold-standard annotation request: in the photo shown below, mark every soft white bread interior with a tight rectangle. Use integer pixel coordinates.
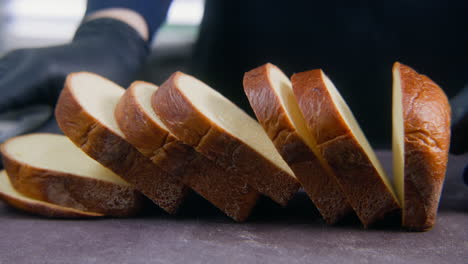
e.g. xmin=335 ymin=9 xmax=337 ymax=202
xmin=1 ymin=133 xmax=142 ymax=216
xmin=114 ymin=81 xmax=259 ymax=221
xmin=392 ymin=66 xmax=405 ymax=205
xmin=0 ymin=170 xmax=103 ymax=218
xmin=243 ymin=63 xmax=352 ymax=224
xmin=292 ymin=69 xmax=400 ymax=227
xmin=71 ymin=73 xmax=126 ymax=136
xmin=153 ymin=72 xmax=300 ymax=205
xmin=266 ymin=65 xmax=316 ymax=147
xmin=3 ymin=133 xmax=127 ymax=185
xmin=322 ymin=72 xmax=396 ymax=195
xmin=134 ymin=83 xmax=168 ymax=131
xmin=55 ymin=72 xmax=187 ymax=213
xmin=392 ymin=62 xmax=451 ymax=231
xmin=177 ymin=74 xmax=294 ymax=174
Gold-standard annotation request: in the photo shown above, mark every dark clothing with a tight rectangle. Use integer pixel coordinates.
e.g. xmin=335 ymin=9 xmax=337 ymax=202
xmin=86 ymin=0 xmax=172 ymax=41
xmin=191 ymin=0 xmax=468 ymax=147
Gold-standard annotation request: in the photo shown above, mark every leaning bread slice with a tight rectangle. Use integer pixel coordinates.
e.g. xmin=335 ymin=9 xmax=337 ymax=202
xmin=392 ymin=62 xmax=451 ymax=231
xmin=243 ymin=63 xmax=353 ymax=224
xmin=0 ymin=170 xmax=102 ymax=218
xmin=55 ymin=72 xmax=188 ymax=214
xmin=115 ymin=81 xmax=259 ymax=221
xmin=292 ymin=69 xmax=400 ymax=227
xmin=152 ymin=72 xmax=300 ymax=206
xmin=1 ymin=133 xmax=143 ymax=216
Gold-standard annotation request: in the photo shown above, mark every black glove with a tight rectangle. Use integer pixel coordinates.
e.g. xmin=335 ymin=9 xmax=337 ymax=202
xmin=0 ymin=18 xmax=149 ymax=141
xmin=0 ymin=18 xmax=149 ymax=112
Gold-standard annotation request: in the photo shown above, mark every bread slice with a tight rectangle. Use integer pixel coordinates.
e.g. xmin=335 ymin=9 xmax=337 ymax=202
xmin=152 ymin=72 xmax=300 ymax=205
xmin=114 ymin=81 xmax=259 ymax=221
xmin=292 ymin=69 xmax=400 ymax=227
xmin=55 ymin=72 xmax=188 ymax=214
xmin=0 ymin=170 xmax=103 ymax=218
xmin=243 ymin=63 xmax=353 ymax=224
xmin=1 ymin=133 xmax=143 ymax=216
xmin=392 ymin=62 xmax=451 ymax=231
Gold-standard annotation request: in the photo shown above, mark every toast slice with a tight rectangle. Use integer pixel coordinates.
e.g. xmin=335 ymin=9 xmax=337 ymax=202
xmin=1 ymin=133 xmax=143 ymax=216
xmin=0 ymin=170 xmax=103 ymax=218
xmin=292 ymin=69 xmax=400 ymax=227
xmin=243 ymin=63 xmax=353 ymax=224
xmin=114 ymin=81 xmax=259 ymax=221
xmin=55 ymin=72 xmax=188 ymax=214
xmin=392 ymin=62 xmax=451 ymax=231
xmin=152 ymin=72 xmax=300 ymax=205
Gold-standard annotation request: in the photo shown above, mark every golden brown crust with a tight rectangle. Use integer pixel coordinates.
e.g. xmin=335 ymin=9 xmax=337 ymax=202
xmin=0 ymin=192 xmax=103 ymax=218
xmin=243 ymin=63 xmax=352 ymax=224
xmin=1 ymin=140 xmax=143 ymax=217
xmin=114 ymin=83 xmax=170 ymax=157
xmin=396 ymin=62 xmax=451 ymax=231
xmin=55 ymin=73 xmax=188 ymax=214
xmin=0 ymin=171 xmax=103 ymax=218
xmin=152 ymin=72 xmax=300 ymax=206
xmin=292 ymin=69 xmax=400 ymax=227
xmin=114 ymin=82 xmax=259 ymax=221
xmin=291 ymin=71 xmax=350 ymax=146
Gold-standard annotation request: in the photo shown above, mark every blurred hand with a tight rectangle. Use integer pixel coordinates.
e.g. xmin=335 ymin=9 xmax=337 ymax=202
xmin=0 ymin=17 xmax=149 ymax=113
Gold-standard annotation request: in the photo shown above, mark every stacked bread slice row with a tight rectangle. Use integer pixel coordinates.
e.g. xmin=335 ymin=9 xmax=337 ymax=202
xmin=152 ymin=72 xmax=300 ymax=206
xmin=0 ymin=62 xmax=449 ymax=229
xmin=55 ymin=72 xmax=188 ymax=214
xmin=0 ymin=170 xmax=103 ymax=218
xmin=243 ymin=63 xmax=353 ymax=224
xmin=392 ymin=62 xmax=451 ymax=231
xmin=0 ymin=133 xmax=143 ymax=217
xmin=114 ymin=81 xmax=259 ymax=221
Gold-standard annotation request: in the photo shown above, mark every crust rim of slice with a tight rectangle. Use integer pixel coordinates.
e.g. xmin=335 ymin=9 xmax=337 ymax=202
xmin=0 ymin=170 xmax=103 ymax=218
xmin=292 ymin=69 xmax=400 ymax=227
xmin=243 ymin=63 xmax=353 ymax=224
xmin=114 ymin=81 xmax=259 ymax=221
xmin=55 ymin=72 xmax=187 ymax=214
xmin=392 ymin=62 xmax=451 ymax=231
xmin=1 ymin=133 xmax=143 ymax=217
xmin=152 ymin=71 xmax=299 ymax=206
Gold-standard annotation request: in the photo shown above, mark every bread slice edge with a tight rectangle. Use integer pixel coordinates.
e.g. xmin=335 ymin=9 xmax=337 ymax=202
xmin=55 ymin=72 xmax=187 ymax=214
xmin=392 ymin=62 xmax=451 ymax=231
xmin=153 ymin=72 xmax=300 ymax=206
xmin=115 ymin=81 xmax=259 ymax=221
xmin=243 ymin=63 xmax=353 ymax=224
xmin=1 ymin=133 xmax=143 ymax=216
xmin=0 ymin=170 xmax=103 ymax=218
xmin=292 ymin=69 xmax=400 ymax=226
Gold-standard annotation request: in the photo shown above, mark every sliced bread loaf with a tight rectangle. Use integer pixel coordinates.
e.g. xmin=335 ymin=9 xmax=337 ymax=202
xmin=243 ymin=63 xmax=353 ymax=224
xmin=55 ymin=72 xmax=188 ymax=214
xmin=115 ymin=81 xmax=259 ymax=221
xmin=1 ymin=133 xmax=143 ymax=216
xmin=292 ymin=69 xmax=400 ymax=227
xmin=392 ymin=62 xmax=451 ymax=231
xmin=0 ymin=170 xmax=103 ymax=218
xmin=152 ymin=72 xmax=300 ymax=206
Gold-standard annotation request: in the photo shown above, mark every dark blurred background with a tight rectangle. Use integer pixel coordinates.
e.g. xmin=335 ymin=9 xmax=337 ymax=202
xmin=1 ymin=0 xmax=467 ymax=148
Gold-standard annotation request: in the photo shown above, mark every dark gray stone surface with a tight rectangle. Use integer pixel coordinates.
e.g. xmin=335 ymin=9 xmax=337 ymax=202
xmin=0 ymin=119 xmax=467 ymax=264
